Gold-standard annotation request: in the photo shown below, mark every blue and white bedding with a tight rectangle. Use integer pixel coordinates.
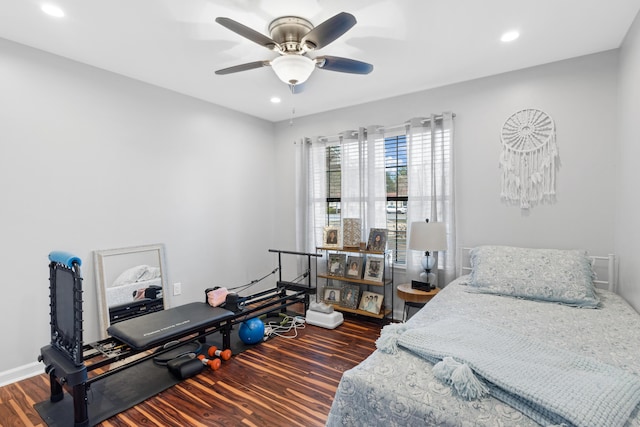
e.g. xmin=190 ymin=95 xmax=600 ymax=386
xmin=326 ymin=277 xmax=640 ymax=426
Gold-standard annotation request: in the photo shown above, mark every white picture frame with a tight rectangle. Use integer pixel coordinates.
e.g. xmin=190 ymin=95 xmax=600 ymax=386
xmin=323 ymin=226 xmax=341 ymax=249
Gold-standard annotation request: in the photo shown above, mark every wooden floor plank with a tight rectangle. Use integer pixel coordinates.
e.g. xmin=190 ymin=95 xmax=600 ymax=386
xmin=0 ymin=317 xmax=382 ymax=426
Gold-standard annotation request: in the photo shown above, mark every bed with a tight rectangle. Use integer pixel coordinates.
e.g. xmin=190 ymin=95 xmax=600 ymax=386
xmin=326 ymin=245 xmax=640 ymax=427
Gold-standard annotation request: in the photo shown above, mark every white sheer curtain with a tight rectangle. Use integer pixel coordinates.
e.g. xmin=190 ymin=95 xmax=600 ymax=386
xmin=295 ymin=112 xmax=456 ymax=282
xmin=405 ymin=113 xmax=456 ymax=286
xmin=342 ymin=126 xmax=387 ymax=234
xmin=337 ymin=130 xmax=362 ymax=220
xmin=295 ymin=136 xmax=330 ymax=254
xmin=294 ymin=137 xmax=313 ymax=254
xmin=363 ymin=126 xmax=388 ymax=231
xmin=296 ymin=128 xmax=388 ymax=253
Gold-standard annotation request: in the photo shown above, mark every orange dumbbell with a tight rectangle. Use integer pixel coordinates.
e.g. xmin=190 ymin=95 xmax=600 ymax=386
xmin=207 ymin=345 xmax=232 ymax=361
xmin=197 ymin=354 xmax=221 ymax=370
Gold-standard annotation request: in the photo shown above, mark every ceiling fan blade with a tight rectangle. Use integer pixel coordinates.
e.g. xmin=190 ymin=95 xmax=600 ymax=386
xmin=216 ymin=17 xmax=278 ymax=50
xmin=316 ymin=56 xmax=373 ymax=74
xmin=215 ymin=60 xmax=270 ymax=75
xmin=301 ymin=12 xmax=356 ymax=50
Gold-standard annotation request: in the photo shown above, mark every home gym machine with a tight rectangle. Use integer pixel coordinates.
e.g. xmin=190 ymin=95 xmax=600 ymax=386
xmin=37 ymin=249 xmax=319 ymax=426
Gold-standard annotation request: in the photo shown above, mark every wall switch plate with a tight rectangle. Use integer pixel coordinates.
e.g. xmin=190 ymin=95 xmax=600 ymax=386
xmin=173 ymin=282 xmax=182 ymax=296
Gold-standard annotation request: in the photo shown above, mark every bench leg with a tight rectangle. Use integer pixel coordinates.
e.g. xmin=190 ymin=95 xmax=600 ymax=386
xmin=222 ymin=322 xmax=232 ymax=350
xmin=48 ymin=369 xmax=64 ymax=403
xmin=72 ymin=383 xmax=89 ymax=427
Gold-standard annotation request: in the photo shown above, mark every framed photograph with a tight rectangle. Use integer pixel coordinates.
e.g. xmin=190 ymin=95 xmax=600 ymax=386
xmin=327 ymin=253 xmax=347 ymax=277
xmin=366 ymin=228 xmax=388 ymax=252
xmin=363 ymin=255 xmax=384 ymax=282
xmin=359 ymin=291 xmax=383 ymax=314
xmin=323 ymin=226 xmax=341 ymax=249
xmin=344 ymin=255 xmax=363 ymax=279
xmin=342 ymin=218 xmax=361 ymax=248
xmin=340 ymin=285 xmax=359 ymax=309
xmin=323 ymin=286 xmax=341 ymax=304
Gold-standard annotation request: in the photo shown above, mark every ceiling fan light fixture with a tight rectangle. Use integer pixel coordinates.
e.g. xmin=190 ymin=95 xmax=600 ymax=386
xmin=271 ymin=55 xmax=315 ymax=85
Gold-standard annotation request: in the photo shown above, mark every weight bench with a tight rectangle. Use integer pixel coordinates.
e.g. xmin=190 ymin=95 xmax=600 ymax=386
xmin=37 ymin=250 xmax=315 ymax=427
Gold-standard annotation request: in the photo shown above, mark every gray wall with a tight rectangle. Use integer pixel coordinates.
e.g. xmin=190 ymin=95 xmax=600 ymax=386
xmin=273 ymin=50 xmax=623 ymax=311
xmin=0 ymin=38 xmax=278 ymax=381
xmin=617 ymin=11 xmax=640 ymax=310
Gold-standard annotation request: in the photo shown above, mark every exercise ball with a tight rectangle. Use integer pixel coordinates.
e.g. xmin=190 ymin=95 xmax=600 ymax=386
xmin=238 ymin=318 xmax=265 ymax=344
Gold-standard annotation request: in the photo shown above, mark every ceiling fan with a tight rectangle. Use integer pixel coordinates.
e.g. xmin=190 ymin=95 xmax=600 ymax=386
xmin=214 ymin=12 xmax=373 ymax=90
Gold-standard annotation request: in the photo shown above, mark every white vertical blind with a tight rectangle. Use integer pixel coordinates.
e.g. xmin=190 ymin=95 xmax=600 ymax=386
xmin=364 ymin=126 xmax=388 ymax=233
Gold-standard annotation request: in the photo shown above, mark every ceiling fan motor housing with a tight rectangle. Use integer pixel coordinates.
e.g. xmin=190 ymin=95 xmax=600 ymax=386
xmin=268 ymin=16 xmax=314 ymax=53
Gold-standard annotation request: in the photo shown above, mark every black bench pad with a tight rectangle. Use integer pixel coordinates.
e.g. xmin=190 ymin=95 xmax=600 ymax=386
xmin=107 ymin=302 xmax=234 ymax=350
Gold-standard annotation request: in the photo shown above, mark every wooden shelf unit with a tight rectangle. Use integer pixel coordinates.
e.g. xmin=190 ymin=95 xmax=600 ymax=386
xmin=317 ymin=273 xmax=391 ymax=287
xmin=317 ymin=246 xmax=394 ymax=321
xmin=331 ymin=305 xmax=392 ymax=319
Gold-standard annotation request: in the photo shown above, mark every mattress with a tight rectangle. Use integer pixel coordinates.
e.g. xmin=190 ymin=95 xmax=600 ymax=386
xmin=327 ymin=277 xmax=640 ymax=426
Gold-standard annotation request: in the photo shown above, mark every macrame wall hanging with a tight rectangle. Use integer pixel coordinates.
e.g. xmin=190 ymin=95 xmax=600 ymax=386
xmin=499 ymin=108 xmax=559 ymax=210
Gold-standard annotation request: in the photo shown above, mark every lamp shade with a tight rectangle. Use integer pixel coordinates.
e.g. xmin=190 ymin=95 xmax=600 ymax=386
xmin=271 ymin=55 xmax=315 ymax=85
xmin=409 ymin=221 xmax=447 ymax=252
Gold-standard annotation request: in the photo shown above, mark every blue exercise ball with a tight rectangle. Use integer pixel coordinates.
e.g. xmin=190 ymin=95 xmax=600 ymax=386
xmin=238 ymin=318 xmax=265 ymax=344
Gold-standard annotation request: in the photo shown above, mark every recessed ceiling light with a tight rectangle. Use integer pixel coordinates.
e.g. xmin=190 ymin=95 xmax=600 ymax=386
xmin=500 ymin=30 xmax=520 ymax=43
xmin=41 ymin=4 xmax=65 ymax=18
xmin=270 ymin=97 xmax=281 ymax=104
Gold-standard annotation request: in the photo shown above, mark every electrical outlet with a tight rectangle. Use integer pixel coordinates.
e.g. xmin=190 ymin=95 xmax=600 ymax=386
xmin=173 ymin=282 xmax=182 ymax=296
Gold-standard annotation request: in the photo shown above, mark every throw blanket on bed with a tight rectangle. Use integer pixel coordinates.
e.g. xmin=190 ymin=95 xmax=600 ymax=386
xmin=377 ymin=318 xmax=640 ymax=427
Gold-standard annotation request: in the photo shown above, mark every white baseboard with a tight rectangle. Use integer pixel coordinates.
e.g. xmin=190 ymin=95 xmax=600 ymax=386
xmin=0 ymin=362 xmax=43 ymax=387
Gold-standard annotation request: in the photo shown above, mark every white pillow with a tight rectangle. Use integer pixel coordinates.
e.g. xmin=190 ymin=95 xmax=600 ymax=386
xmin=468 ymin=245 xmax=600 ymax=308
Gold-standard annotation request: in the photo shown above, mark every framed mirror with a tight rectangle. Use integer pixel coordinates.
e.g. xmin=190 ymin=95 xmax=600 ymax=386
xmin=94 ymin=243 xmax=169 ymax=339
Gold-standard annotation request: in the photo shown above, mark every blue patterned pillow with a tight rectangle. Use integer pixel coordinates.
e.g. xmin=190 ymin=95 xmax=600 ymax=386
xmin=468 ymin=245 xmax=600 ymax=308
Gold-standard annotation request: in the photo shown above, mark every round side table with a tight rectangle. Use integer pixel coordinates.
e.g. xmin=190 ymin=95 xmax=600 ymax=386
xmin=397 ymin=284 xmax=440 ymax=322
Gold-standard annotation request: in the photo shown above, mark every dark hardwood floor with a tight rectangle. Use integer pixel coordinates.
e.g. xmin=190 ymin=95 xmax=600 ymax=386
xmin=0 ymin=316 xmax=382 ymax=427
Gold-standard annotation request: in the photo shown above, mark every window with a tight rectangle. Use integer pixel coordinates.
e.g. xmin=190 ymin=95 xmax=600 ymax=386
xmin=322 ymin=134 xmax=410 ymax=263
xmin=305 ymin=113 xmax=454 ymax=273
xmin=385 ymin=135 xmax=408 ymax=263
xmin=325 ymin=145 xmax=341 ymax=227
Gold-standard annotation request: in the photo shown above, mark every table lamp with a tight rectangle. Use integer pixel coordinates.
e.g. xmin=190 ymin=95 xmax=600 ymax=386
xmin=409 ymin=219 xmax=447 ymax=291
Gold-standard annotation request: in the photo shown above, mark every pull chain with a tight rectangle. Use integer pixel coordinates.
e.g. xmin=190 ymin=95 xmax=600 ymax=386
xmin=289 ymin=83 xmax=296 ymax=126
xmin=290 ymin=107 xmax=296 ymax=126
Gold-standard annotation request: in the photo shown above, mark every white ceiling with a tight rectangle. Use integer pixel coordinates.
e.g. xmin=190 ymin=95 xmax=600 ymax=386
xmin=2 ymin=0 xmax=639 ymax=122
